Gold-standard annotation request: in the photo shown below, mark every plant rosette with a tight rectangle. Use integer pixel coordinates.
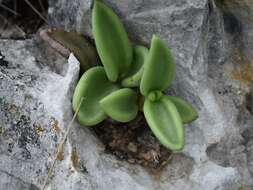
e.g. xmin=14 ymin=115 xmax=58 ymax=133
xmin=70 ymin=0 xmax=198 ymax=151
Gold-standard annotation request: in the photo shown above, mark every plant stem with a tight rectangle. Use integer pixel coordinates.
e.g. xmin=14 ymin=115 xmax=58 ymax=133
xmin=41 ymin=97 xmax=85 ymax=190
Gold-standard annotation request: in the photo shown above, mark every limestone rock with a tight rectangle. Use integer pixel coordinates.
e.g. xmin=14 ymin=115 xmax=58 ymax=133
xmin=0 ymin=0 xmax=252 ymax=189
xmin=47 ymin=0 xmax=253 ymax=189
xmin=0 ymin=39 xmax=88 ymax=189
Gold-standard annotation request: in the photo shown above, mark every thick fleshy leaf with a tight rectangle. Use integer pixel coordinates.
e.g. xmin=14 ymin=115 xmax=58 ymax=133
xmin=140 ymin=35 xmax=175 ymax=96
xmin=43 ymin=29 xmax=99 ymax=72
xmin=121 ymin=46 xmax=149 ymax=87
xmin=144 ymin=96 xmax=184 ymax=151
xmin=100 ymin=88 xmax=138 ymax=122
xmin=167 ymin=96 xmax=198 ymax=124
xmin=72 ymin=67 xmax=119 ymax=126
xmin=92 ymin=1 xmax=133 ymax=82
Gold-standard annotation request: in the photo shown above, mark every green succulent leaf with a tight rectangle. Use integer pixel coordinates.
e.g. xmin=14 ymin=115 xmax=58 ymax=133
xmin=72 ymin=66 xmax=119 ymax=126
xmin=140 ymin=35 xmax=175 ymax=96
xmin=144 ymin=96 xmax=184 ymax=151
xmin=121 ymin=45 xmax=149 ymax=87
xmin=46 ymin=29 xmax=100 ymax=72
xmin=167 ymin=96 xmax=198 ymax=124
xmin=92 ymin=1 xmax=133 ymax=82
xmin=100 ymin=88 xmax=138 ymax=122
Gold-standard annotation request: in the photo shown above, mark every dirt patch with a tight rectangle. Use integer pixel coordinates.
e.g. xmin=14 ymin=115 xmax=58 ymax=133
xmin=56 ymin=144 xmax=65 ymax=161
xmin=231 ymin=60 xmax=253 ymax=85
xmin=51 ymin=118 xmax=61 ymax=133
xmin=71 ymin=147 xmax=80 ymax=169
xmin=92 ymin=114 xmax=172 ymax=172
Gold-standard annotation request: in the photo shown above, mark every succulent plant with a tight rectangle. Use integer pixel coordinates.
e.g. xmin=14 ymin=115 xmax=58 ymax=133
xmin=71 ymin=0 xmax=198 ymax=151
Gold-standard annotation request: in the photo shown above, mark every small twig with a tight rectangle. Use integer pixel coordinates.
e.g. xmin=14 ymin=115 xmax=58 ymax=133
xmin=0 ymin=14 xmax=25 ymax=35
xmin=0 ymin=14 xmax=8 ymax=25
xmin=41 ymin=97 xmax=85 ymax=190
xmin=23 ymin=0 xmax=49 ymax=25
xmin=0 ymin=3 xmax=21 ymax=16
xmin=38 ymin=0 xmax=47 ymax=15
xmin=14 ymin=0 xmax=17 ymax=19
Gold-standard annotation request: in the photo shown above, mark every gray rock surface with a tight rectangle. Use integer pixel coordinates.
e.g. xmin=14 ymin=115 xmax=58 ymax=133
xmin=0 ymin=0 xmax=252 ymax=189
xmin=0 ymin=39 xmax=87 ymax=189
xmin=48 ymin=0 xmax=253 ymax=189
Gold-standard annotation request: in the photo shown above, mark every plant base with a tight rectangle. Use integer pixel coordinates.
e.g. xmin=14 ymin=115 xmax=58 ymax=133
xmin=92 ymin=114 xmax=172 ymax=172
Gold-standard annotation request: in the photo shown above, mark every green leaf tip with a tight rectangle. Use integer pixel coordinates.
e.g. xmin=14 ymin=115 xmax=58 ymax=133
xmin=72 ymin=67 xmax=119 ymax=126
xmin=92 ymin=0 xmax=133 ymax=82
xmin=100 ymin=88 xmax=138 ymax=122
xmin=147 ymin=90 xmax=163 ymax=102
xmin=121 ymin=45 xmax=149 ymax=87
xmin=167 ymin=96 xmax=198 ymax=124
xmin=144 ymin=96 xmax=184 ymax=151
xmin=140 ymin=35 xmax=175 ymax=96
